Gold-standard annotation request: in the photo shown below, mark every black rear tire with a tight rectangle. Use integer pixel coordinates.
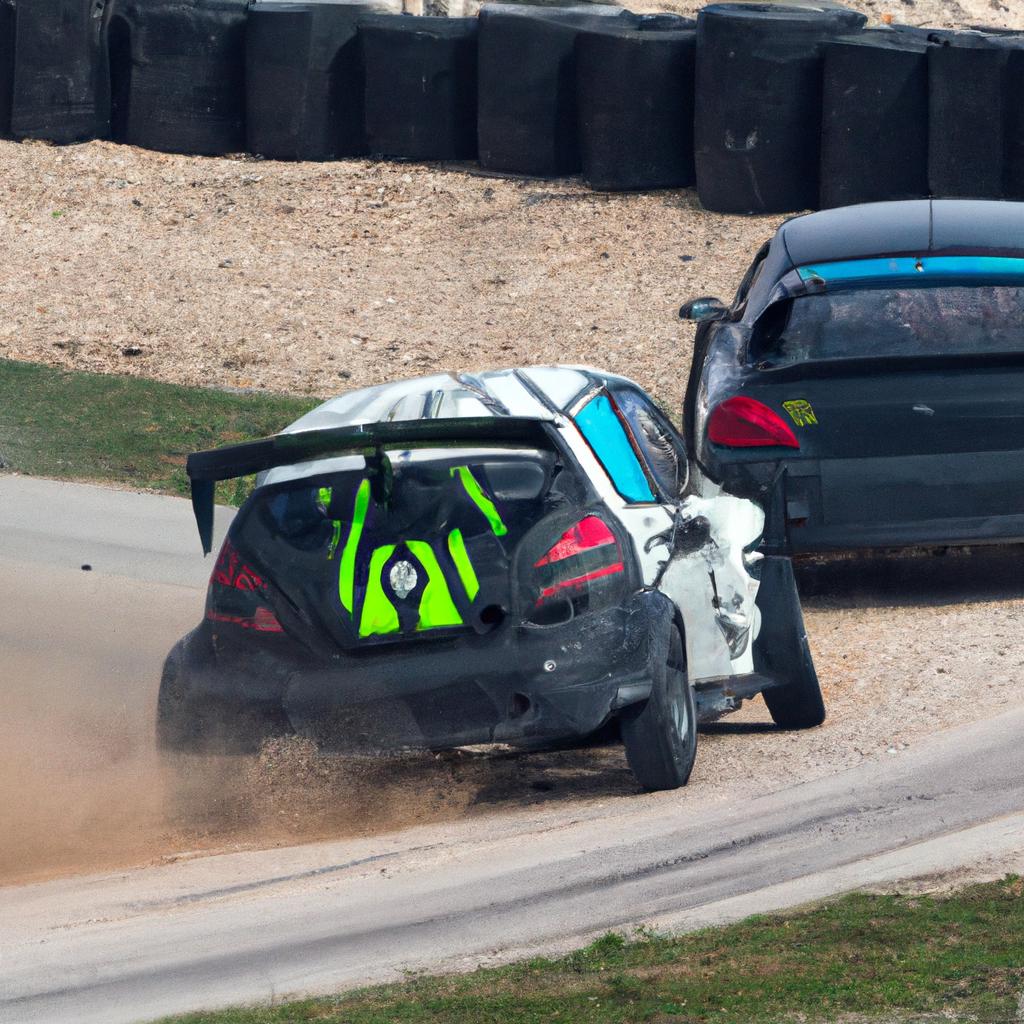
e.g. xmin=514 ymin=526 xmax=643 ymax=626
xmin=156 ymin=638 xmax=196 ymax=752
xmin=621 ymin=626 xmax=697 ymax=791
xmin=156 ymin=631 xmax=282 ymax=754
xmin=754 ymin=556 xmax=826 ymax=730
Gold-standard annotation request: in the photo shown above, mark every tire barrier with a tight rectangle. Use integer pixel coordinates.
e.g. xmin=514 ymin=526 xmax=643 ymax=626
xmin=927 ymin=32 xmax=1021 ymax=199
xmin=247 ymin=0 xmax=399 ymax=162
xmin=106 ymin=0 xmax=248 ymax=156
xmin=476 ymin=3 xmax=631 ymax=177
xmin=637 ymin=13 xmax=695 ymax=30
xmin=5 ymin=1 xmax=1024 ymax=216
xmin=1004 ymin=45 xmax=1024 ymax=199
xmin=10 ymin=0 xmax=107 ymax=144
xmin=576 ymin=23 xmax=696 ymax=191
xmin=361 ymin=15 xmax=478 ymax=161
xmin=0 ymin=1 xmax=15 ymax=138
xmin=819 ymin=30 xmax=929 ymax=209
xmin=694 ymin=2 xmax=866 ymax=214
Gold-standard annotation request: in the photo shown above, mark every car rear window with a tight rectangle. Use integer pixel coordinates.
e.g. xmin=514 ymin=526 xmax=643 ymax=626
xmin=233 ymin=450 xmax=569 ymax=646
xmin=751 ymin=285 xmax=1024 ymax=365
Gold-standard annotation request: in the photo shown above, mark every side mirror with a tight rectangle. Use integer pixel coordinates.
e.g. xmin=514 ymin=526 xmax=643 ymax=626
xmin=679 ymin=296 xmax=728 ymax=323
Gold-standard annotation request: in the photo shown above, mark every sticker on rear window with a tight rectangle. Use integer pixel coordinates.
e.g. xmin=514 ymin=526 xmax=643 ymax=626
xmin=783 ymin=399 xmax=817 ymax=427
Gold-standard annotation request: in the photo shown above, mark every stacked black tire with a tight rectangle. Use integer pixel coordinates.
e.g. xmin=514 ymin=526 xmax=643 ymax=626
xmin=106 ymin=0 xmax=248 ymax=156
xmin=7 ymin=0 xmax=107 ymax=143
xmin=576 ymin=18 xmax=697 ymax=191
xmin=818 ymin=25 xmax=1024 ymax=206
xmin=246 ymin=0 xmax=399 ymax=161
xmin=361 ymin=15 xmax=479 ymax=161
xmin=819 ymin=30 xmax=929 ymax=208
xmin=476 ymin=4 xmax=629 ymax=177
xmin=926 ymin=31 xmax=1024 ymax=200
xmin=695 ymin=2 xmax=866 ymax=214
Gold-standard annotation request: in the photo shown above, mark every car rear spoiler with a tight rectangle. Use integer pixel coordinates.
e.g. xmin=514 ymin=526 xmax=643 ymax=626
xmin=186 ymin=416 xmax=557 ymax=554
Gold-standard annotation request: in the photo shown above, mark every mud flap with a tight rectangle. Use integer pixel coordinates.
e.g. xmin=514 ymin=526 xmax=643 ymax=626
xmin=752 ymin=555 xmax=824 ymax=728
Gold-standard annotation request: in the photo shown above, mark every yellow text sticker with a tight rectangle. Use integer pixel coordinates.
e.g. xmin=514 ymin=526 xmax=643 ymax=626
xmin=783 ymin=399 xmax=818 ymax=427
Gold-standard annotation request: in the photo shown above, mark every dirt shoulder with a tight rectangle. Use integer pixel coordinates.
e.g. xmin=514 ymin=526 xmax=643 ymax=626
xmin=0 ymin=0 xmax=1016 ymax=406
xmin=0 ymin=139 xmax=777 ymax=412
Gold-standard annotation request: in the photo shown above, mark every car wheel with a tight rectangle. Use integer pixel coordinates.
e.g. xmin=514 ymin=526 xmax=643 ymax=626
xmin=621 ymin=626 xmax=698 ymax=792
xmin=156 ymin=632 xmax=279 ymax=755
xmin=156 ymin=638 xmax=198 ymax=753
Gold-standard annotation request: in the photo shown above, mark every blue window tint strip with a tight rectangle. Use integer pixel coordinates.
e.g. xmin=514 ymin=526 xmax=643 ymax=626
xmin=798 ymin=255 xmax=1024 ymax=288
xmin=575 ymin=394 xmax=655 ymax=503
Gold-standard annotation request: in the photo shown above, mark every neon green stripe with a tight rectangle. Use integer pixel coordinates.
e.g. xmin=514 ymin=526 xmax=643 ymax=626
xmin=327 ymin=520 xmax=342 ymax=560
xmin=359 ymin=544 xmax=400 ymax=637
xmin=339 ymin=479 xmax=370 ymax=614
xmin=406 ymin=541 xmax=463 ymax=630
xmin=450 ymin=466 xmax=508 ymax=537
xmin=447 ymin=528 xmax=479 ymax=602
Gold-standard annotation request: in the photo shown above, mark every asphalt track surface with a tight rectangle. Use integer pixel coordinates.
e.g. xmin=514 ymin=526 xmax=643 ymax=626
xmin=2 ymin=476 xmax=1023 ymax=1024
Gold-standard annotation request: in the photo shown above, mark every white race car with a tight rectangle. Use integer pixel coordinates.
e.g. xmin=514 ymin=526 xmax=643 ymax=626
xmin=161 ymin=366 xmax=823 ymax=791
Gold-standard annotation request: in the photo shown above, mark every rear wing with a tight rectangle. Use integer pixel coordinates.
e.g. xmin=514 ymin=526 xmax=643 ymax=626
xmin=186 ymin=416 xmax=558 ymax=554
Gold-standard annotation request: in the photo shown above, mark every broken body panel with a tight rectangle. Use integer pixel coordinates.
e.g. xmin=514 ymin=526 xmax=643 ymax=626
xmin=169 ymin=367 xmax=783 ymax=759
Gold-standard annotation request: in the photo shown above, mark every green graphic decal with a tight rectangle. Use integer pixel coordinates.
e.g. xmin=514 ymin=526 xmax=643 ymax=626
xmin=783 ymin=399 xmax=818 ymax=427
xmin=339 ymin=478 xmax=370 ymax=614
xmin=327 ymin=520 xmax=342 ymax=561
xmin=359 ymin=543 xmax=400 ymax=637
xmin=334 ymin=470 xmax=493 ymax=635
xmin=406 ymin=540 xmax=463 ymax=630
xmin=447 ymin=528 xmax=480 ymax=602
xmin=451 ymin=466 xmax=508 ymax=536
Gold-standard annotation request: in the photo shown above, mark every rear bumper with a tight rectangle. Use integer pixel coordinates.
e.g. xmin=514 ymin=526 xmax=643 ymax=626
xmin=166 ymin=589 xmax=676 ymax=752
xmin=783 ymin=514 xmax=1024 ymax=552
xmin=712 ymin=456 xmax=1024 ymax=554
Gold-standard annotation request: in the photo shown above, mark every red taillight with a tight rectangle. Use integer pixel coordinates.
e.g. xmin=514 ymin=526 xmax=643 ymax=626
xmin=530 ymin=516 xmax=625 ymax=622
xmin=707 ymin=396 xmax=799 ymax=449
xmin=206 ymin=539 xmax=283 ymax=634
xmin=534 ymin=515 xmax=618 ymax=567
xmin=537 ymin=562 xmax=624 ymax=603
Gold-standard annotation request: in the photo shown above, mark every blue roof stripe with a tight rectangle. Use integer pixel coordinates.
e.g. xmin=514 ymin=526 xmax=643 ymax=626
xmin=797 ymin=255 xmax=1024 ymax=286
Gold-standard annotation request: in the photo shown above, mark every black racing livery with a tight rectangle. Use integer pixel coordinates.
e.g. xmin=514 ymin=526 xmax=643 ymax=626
xmin=682 ymin=198 xmax=1024 ymax=553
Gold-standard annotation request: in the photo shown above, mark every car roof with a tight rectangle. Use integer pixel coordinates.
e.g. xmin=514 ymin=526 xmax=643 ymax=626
xmin=281 ymin=365 xmax=644 ymax=434
xmin=781 ymin=199 xmax=1024 ymax=265
xmin=744 ymin=199 xmax=1024 ymax=322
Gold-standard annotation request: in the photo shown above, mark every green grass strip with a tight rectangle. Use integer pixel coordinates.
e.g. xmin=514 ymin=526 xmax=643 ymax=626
xmin=160 ymin=876 xmax=1024 ymax=1024
xmin=0 ymin=359 xmax=319 ymax=506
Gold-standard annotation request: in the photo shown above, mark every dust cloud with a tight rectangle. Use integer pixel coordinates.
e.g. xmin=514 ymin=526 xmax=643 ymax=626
xmin=0 ymin=557 xmax=636 ymax=886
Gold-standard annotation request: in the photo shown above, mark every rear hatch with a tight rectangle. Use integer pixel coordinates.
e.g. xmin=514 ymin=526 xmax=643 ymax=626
xmin=228 ymin=447 xmax=563 ymax=650
xmin=740 ymin=271 xmax=1024 ymax=544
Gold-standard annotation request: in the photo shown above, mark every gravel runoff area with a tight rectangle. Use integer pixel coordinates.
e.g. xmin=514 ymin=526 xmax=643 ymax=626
xmin=0 ymin=0 xmax=1017 ymax=405
xmin=0 ymin=139 xmax=779 ymax=413
xmin=3 ymin=0 xmax=1024 ymax=882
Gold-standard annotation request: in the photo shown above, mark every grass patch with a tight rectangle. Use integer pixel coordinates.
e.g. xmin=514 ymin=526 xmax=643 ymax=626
xmin=0 ymin=359 xmax=319 ymax=505
xmin=161 ymin=876 xmax=1024 ymax=1024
